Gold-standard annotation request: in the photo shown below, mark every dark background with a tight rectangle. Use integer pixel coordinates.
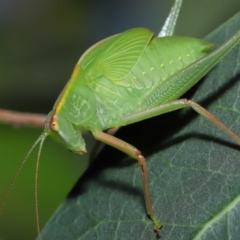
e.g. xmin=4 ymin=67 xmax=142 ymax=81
xmin=0 ymin=0 xmax=240 ymax=239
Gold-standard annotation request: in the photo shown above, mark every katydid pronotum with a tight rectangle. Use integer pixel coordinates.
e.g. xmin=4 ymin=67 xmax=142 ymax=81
xmin=1 ymin=0 xmax=240 ymax=238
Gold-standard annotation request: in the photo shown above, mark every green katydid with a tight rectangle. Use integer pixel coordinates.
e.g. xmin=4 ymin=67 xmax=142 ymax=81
xmin=1 ymin=0 xmax=240 ymax=237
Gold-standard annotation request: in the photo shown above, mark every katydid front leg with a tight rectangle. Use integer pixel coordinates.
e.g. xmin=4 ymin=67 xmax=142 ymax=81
xmin=89 ymin=128 xmax=119 ymax=164
xmin=93 ymin=131 xmax=161 ymax=232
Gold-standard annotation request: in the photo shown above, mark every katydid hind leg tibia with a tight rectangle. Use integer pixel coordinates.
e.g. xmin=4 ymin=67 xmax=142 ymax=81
xmin=158 ymin=0 xmax=183 ymax=37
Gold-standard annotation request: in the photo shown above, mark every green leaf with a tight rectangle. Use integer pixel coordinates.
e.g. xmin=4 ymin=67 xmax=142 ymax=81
xmin=41 ymin=12 xmax=240 ymax=240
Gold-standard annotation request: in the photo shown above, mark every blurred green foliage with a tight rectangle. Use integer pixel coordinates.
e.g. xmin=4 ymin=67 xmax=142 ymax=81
xmin=0 ymin=0 xmax=240 ymax=239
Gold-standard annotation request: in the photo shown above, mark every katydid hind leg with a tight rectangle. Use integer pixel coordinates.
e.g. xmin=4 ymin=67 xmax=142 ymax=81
xmin=122 ymin=98 xmax=240 ymax=147
xmin=158 ymin=0 xmax=183 ymax=37
xmin=93 ymin=131 xmax=161 ymax=232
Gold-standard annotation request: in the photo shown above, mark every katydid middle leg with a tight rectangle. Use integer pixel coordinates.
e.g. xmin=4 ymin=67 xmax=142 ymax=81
xmin=122 ymin=99 xmax=240 ymax=146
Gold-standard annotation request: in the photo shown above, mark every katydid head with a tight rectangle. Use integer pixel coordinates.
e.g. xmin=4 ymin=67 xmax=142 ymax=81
xmin=45 ymin=111 xmax=87 ymax=154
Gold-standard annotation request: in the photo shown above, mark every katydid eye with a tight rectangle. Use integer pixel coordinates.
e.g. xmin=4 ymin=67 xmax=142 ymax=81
xmin=50 ymin=117 xmax=59 ymax=132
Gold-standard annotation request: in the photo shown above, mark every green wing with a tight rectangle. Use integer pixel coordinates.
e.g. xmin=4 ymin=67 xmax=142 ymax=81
xmin=78 ymin=34 xmax=119 ymax=70
xmin=84 ymin=28 xmax=154 ymax=81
